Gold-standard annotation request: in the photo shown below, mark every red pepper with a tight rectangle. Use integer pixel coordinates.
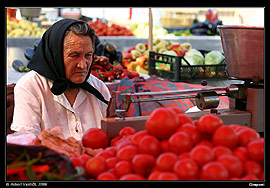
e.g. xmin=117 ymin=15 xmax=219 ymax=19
xmin=170 ymin=44 xmax=181 ymax=51
xmin=7 ymin=165 xmax=50 ymax=176
xmin=99 ymin=56 xmax=109 ymax=66
xmin=107 ymin=75 xmax=115 ymax=82
xmin=171 ymin=49 xmax=181 ymax=56
xmin=112 ymin=64 xmax=123 ymax=76
xmin=91 ymin=70 xmax=100 ymax=79
xmin=105 ymin=62 xmax=113 ymax=71
xmin=122 ymin=59 xmax=131 ymax=68
xmin=129 ymin=70 xmax=139 ymax=79
xmin=92 ymin=64 xmax=104 ymax=72
xmin=127 ymin=46 xmax=135 ymax=53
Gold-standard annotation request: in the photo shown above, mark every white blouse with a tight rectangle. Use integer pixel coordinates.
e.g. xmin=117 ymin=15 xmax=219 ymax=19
xmin=10 ymin=71 xmax=111 ymax=140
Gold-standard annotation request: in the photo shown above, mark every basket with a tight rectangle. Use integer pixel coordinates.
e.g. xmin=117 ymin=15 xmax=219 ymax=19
xmin=149 ymin=50 xmax=226 ymax=82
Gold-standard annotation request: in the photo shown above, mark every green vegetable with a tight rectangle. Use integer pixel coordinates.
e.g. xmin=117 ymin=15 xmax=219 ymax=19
xmin=182 ymin=49 xmax=204 ymax=65
xmin=204 ymin=51 xmax=224 ymax=65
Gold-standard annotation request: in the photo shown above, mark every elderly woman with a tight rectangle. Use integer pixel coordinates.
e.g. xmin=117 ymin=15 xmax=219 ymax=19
xmin=10 ymin=19 xmax=111 ymax=140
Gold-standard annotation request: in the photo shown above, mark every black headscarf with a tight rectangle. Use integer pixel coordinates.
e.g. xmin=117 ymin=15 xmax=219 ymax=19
xmin=28 ymin=19 xmax=108 ymax=105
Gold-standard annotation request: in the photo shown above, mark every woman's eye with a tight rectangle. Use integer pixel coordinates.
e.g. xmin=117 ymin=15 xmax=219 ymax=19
xmin=85 ymin=53 xmax=92 ymax=59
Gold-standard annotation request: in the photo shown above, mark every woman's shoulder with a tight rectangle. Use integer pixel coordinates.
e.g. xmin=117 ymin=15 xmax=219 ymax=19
xmin=15 ymin=70 xmax=51 ymax=92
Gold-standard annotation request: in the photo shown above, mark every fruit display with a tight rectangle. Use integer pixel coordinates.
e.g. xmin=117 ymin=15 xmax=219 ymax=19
xmin=128 ymin=22 xmax=172 ymax=37
xmin=87 ymin=19 xmax=134 ymax=36
xmin=7 ymin=18 xmax=47 ymax=37
xmin=121 ymin=39 xmax=193 ymax=74
xmin=68 ymin=107 xmax=264 ymax=181
xmin=91 ymin=55 xmax=139 ymax=82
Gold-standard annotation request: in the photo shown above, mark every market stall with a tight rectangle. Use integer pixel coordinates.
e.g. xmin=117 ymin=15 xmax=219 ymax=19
xmin=6 ymin=8 xmax=264 ymax=182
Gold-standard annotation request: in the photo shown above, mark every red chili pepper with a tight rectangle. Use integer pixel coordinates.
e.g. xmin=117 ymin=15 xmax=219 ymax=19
xmin=7 ymin=164 xmax=50 ymax=176
xmin=105 ymin=62 xmax=113 ymax=71
xmin=112 ymin=64 xmax=123 ymax=76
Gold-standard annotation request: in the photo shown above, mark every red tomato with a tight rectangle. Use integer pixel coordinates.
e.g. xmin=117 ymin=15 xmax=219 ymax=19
xmin=70 ymin=157 xmax=84 ymax=168
xmin=177 ymin=114 xmax=193 ymax=126
xmin=237 ymin=127 xmax=260 ymax=146
xmin=160 ymin=139 xmax=170 ymax=153
xmin=244 ymin=160 xmax=262 ymax=177
xmin=148 ymin=171 xmax=162 ymax=180
xmin=200 ymin=161 xmax=229 ymax=180
xmin=131 ymin=130 xmax=149 ymax=146
xmin=97 ymin=172 xmax=118 ymax=180
xmin=196 ymin=139 xmax=214 ymax=149
xmin=115 ymin=160 xmax=133 ymax=178
xmin=156 ymin=152 xmax=178 ymax=172
xmin=119 ymin=127 xmax=136 ymax=138
xmin=139 ymin=135 xmax=161 ymax=157
xmin=196 ymin=114 xmax=223 ymax=134
xmin=85 ymin=156 xmax=107 ymax=178
xmin=176 ymin=123 xmax=201 ymax=145
xmin=241 ymin=174 xmax=259 ymax=180
xmin=105 ymin=157 xmax=118 ymax=169
xmin=132 ymin=154 xmax=156 ymax=177
xmin=178 ymin=152 xmax=190 ymax=160
xmin=212 ymin=125 xmax=239 ymax=149
xmin=173 ymin=158 xmax=199 ymax=180
xmin=158 ymin=172 xmax=179 ymax=180
xmin=212 ymin=146 xmax=233 ymax=158
xmin=190 ymin=145 xmax=215 ymax=167
xmin=116 ymin=138 xmax=134 ymax=151
xmin=104 ymin=146 xmax=117 ymax=156
xmin=116 ymin=145 xmax=139 ymax=161
xmin=217 ymin=154 xmax=244 ymax=178
xmin=145 ymin=107 xmax=179 ymax=139
xmin=79 ymin=154 xmax=92 ymax=167
xmin=247 ymin=138 xmax=264 ymax=162
xmin=119 ymin=174 xmax=145 ymax=180
xmin=233 ymin=146 xmax=248 ymax=165
xmin=82 ymin=128 xmax=109 ymax=149
xmin=169 ymin=132 xmax=193 ymax=155
xmin=110 ymin=136 xmax=121 ymax=146
xmin=95 ymin=150 xmax=114 ymax=160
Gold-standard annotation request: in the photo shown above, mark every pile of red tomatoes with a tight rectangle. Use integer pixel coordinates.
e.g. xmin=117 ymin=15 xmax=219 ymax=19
xmin=71 ymin=107 xmax=264 ymax=181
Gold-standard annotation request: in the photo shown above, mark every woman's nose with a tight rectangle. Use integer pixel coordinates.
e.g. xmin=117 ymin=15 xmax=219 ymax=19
xmin=77 ymin=58 xmax=87 ymax=69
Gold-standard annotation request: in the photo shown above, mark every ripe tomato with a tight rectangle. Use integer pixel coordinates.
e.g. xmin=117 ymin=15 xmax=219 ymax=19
xmin=247 ymin=138 xmax=264 ymax=162
xmin=139 ymin=135 xmax=160 ymax=156
xmin=79 ymin=154 xmax=92 ymax=167
xmin=110 ymin=136 xmax=121 ymax=146
xmin=85 ymin=156 xmax=107 ymax=178
xmin=190 ymin=145 xmax=215 ymax=167
xmin=244 ymin=160 xmax=262 ymax=177
xmin=196 ymin=114 xmax=223 ymax=134
xmin=117 ymin=145 xmax=139 ymax=161
xmin=237 ymin=127 xmax=260 ymax=146
xmin=82 ymin=128 xmax=109 ymax=149
xmin=95 ymin=150 xmax=115 ymax=160
xmin=233 ymin=146 xmax=248 ymax=165
xmin=119 ymin=126 xmax=136 ymax=138
xmin=160 ymin=139 xmax=170 ymax=153
xmin=176 ymin=123 xmax=201 ymax=145
xmin=178 ymin=152 xmax=190 ymax=160
xmin=173 ymin=158 xmax=199 ymax=180
xmin=158 ymin=172 xmax=179 ymax=180
xmin=116 ymin=138 xmax=134 ymax=151
xmin=196 ymin=139 xmax=214 ymax=149
xmin=104 ymin=146 xmax=117 ymax=156
xmin=200 ymin=161 xmax=229 ymax=180
xmin=97 ymin=172 xmax=118 ymax=180
xmin=119 ymin=174 xmax=145 ymax=180
xmin=131 ymin=130 xmax=149 ymax=146
xmin=115 ymin=160 xmax=133 ymax=178
xmin=177 ymin=114 xmax=193 ymax=127
xmin=148 ymin=171 xmax=162 ymax=180
xmin=145 ymin=107 xmax=179 ymax=139
xmin=241 ymin=174 xmax=259 ymax=180
xmin=217 ymin=154 xmax=244 ymax=178
xmin=212 ymin=146 xmax=233 ymax=158
xmin=132 ymin=154 xmax=156 ymax=177
xmin=70 ymin=157 xmax=84 ymax=168
xmin=105 ymin=157 xmax=118 ymax=169
xmin=212 ymin=125 xmax=239 ymax=149
xmin=168 ymin=132 xmax=193 ymax=155
xmin=156 ymin=152 xmax=178 ymax=172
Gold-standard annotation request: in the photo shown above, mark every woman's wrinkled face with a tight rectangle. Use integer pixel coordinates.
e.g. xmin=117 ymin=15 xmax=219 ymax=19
xmin=63 ymin=32 xmax=93 ymax=84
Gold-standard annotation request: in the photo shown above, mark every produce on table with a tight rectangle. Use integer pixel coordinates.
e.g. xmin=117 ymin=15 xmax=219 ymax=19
xmin=128 ymin=22 xmax=172 ymax=38
xmin=87 ymin=19 xmax=134 ymax=36
xmin=68 ymin=107 xmax=264 ymax=180
xmin=91 ymin=54 xmax=139 ymax=82
xmin=7 ymin=18 xmax=47 ymax=37
xmin=7 ymin=106 xmax=264 ymax=180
